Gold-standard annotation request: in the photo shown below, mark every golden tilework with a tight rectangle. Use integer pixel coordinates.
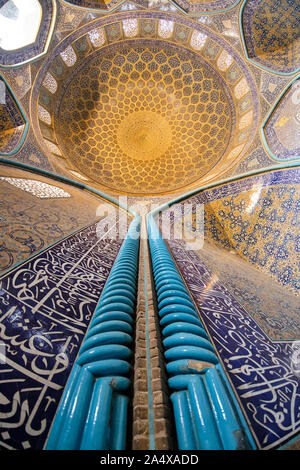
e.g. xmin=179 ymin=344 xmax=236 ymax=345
xmin=117 ymin=111 xmax=172 ymax=161
xmin=204 ymin=183 xmax=300 ymax=295
xmin=160 ymin=169 xmax=300 ymax=339
xmin=160 ymin=168 xmax=300 ymax=450
xmin=264 ymin=79 xmax=300 ymax=160
xmin=55 ymin=43 xmax=233 ymax=194
xmin=0 ymin=77 xmax=26 ymax=155
xmin=32 ymin=12 xmax=259 ymax=195
xmin=242 ymin=0 xmax=300 ymax=74
xmin=0 ymin=0 xmax=300 ymax=453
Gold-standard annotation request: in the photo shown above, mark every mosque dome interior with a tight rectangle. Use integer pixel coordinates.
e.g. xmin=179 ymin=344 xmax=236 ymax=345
xmin=0 ymin=0 xmax=299 ymax=454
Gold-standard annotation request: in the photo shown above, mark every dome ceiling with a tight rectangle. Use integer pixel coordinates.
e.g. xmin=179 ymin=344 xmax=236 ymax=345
xmin=54 ymin=40 xmax=235 ymax=194
xmin=31 ymin=11 xmax=259 ymax=195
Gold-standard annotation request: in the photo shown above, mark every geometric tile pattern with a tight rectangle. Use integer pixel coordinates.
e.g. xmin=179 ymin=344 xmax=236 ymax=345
xmin=204 ymin=182 xmax=300 ymax=294
xmin=189 ymin=241 xmax=300 ymax=342
xmin=55 ymin=41 xmax=234 ymax=194
xmin=0 ymin=0 xmax=299 ymax=452
xmin=241 ymin=0 xmax=300 ymax=74
xmin=0 ymin=77 xmax=27 ymax=155
xmin=164 ymin=168 xmax=300 ymax=449
xmin=263 ymin=78 xmax=300 ymax=160
xmin=164 ymin=168 xmax=300 ymax=293
xmin=32 ymin=11 xmax=259 ymax=195
xmin=168 ymin=242 xmax=300 ymax=449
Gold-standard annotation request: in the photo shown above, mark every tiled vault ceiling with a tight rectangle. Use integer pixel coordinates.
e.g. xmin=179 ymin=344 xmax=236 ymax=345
xmin=0 ymin=0 xmax=299 ymax=453
xmin=0 ymin=0 xmax=299 ymax=198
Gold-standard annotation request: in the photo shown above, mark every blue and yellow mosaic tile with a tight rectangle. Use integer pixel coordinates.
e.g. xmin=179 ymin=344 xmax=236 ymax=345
xmin=0 ymin=77 xmax=28 ymax=156
xmin=164 ymin=168 xmax=300 ymax=449
xmin=263 ymin=78 xmax=300 ymax=161
xmin=241 ymin=0 xmax=300 ymax=74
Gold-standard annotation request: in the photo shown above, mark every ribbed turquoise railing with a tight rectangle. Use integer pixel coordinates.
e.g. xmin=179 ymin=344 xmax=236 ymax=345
xmin=147 ymin=214 xmax=256 ymax=450
xmin=46 ymin=217 xmax=140 ymax=450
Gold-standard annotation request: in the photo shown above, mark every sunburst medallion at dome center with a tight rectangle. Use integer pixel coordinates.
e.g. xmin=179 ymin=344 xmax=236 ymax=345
xmin=117 ymin=111 xmax=172 ymax=161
